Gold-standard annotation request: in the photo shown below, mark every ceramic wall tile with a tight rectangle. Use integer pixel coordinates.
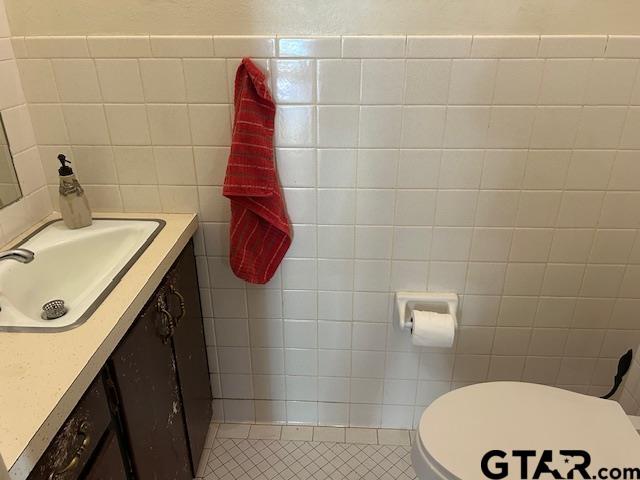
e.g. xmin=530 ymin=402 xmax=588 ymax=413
xmin=11 ymin=32 xmax=640 ymax=428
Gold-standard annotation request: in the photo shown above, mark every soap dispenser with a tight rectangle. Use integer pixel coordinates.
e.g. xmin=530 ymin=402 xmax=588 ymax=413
xmin=57 ymin=154 xmax=92 ymax=229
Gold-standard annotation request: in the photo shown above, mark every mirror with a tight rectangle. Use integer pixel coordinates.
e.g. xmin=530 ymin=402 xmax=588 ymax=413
xmin=0 ymin=114 xmax=21 ymax=209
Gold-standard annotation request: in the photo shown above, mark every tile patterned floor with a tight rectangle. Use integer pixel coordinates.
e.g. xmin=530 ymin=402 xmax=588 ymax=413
xmin=196 ymin=424 xmax=418 ymax=480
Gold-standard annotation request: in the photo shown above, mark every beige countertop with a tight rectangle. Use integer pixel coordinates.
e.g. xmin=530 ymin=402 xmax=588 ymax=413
xmin=0 ymin=212 xmax=198 ymax=479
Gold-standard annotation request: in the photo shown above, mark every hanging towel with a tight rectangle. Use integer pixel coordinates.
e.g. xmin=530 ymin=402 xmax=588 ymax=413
xmin=223 ymin=58 xmax=291 ymax=284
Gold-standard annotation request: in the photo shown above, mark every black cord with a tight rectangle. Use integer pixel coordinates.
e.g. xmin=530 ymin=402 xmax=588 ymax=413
xmin=601 ymin=349 xmax=634 ymax=399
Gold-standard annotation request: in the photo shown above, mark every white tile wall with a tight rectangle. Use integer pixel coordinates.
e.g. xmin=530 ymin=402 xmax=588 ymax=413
xmin=12 ymin=33 xmax=640 ymax=427
xmin=0 ymin=0 xmax=51 ymax=246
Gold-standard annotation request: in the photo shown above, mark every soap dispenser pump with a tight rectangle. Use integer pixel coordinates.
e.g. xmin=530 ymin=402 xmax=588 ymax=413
xmin=57 ymin=154 xmax=92 ymax=229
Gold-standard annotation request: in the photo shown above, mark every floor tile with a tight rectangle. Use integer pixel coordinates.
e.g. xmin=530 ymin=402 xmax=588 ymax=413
xmin=280 ymin=425 xmax=313 ymax=441
xmin=378 ymin=428 xmax=411 ymax=446
xmin=345 ymin=427 xmax=378 ymax=444
xmin=313 ymin=426 xmax=345 ymax=442
xmin=248 ymin=424 xmax=282 ymax=440
xmin=216 ymin=423 xmax=250 ymax=439
xmin=206 ymin=437 xmax=417 ymax=479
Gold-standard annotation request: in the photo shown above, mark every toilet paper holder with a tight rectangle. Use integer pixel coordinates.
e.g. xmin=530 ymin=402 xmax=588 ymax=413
xmin=396 ymin=292 xmax=458 ymax=331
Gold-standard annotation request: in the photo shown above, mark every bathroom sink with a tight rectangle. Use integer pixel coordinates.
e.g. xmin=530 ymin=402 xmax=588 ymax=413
xmin=0 ymin=218 xmax=164 ymax=332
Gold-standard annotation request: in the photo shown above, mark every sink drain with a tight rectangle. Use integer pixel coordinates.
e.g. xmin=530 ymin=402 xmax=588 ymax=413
xmin=41 ymin=299 xmax=67 ymax=320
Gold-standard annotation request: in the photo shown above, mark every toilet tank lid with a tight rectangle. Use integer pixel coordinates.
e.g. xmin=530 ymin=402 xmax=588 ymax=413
xmin=418 ymin=382 xmax=640 ymax=480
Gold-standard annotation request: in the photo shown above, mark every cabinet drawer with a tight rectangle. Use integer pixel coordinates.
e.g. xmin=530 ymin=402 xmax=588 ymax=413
xmin=28 ymin=374 xmax=112 ymax=480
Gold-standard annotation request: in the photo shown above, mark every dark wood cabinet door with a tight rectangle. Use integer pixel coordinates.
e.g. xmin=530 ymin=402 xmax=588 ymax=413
xmin=28 ymin=374 xmax=112 ymax=480
xmin=110 ymin=291 xmax=192 ymax=480
xmin=166 ymin=241 xmax=212 ymax=473
xmin=83 ymin=430 xmax=127 ymax=480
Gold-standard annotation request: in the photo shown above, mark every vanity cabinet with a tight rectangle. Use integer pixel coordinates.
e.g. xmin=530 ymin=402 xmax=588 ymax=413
xmin=27 ymin=240 xmax=211 ymax=480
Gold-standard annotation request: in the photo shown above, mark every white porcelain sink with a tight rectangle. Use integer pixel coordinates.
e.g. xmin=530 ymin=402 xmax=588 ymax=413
xmin=0 ymin=218 xmax=164 ymax=332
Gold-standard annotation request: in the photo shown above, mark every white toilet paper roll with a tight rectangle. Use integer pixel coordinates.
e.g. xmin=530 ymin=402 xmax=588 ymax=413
xmin=411 ymin=310 xmax=455 ymax=348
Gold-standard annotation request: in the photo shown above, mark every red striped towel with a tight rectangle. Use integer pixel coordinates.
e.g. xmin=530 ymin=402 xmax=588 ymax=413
xmin=223 ymin=58 xmax=291 ymax=284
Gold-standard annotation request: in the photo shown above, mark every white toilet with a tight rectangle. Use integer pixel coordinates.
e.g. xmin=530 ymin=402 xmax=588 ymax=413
xmin=412 ymin=382 xmax=640 ymax=479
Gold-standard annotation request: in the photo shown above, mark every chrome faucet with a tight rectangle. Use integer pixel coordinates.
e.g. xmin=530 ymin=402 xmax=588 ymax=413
xmin=0 ymin=248 xmax=35 ymax=263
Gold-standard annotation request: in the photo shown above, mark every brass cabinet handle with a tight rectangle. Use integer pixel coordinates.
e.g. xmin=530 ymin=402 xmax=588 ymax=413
xmin=156 ymin=292 xmax=175 ymax=344
xmin=49 ymin=421 xmax=91 ymax=479
xmin=168 ymin=284 xmax=186 ymax=325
